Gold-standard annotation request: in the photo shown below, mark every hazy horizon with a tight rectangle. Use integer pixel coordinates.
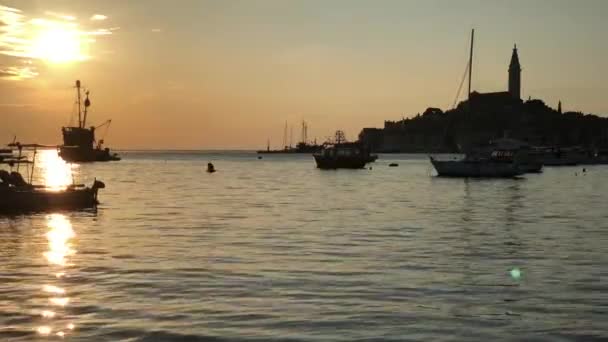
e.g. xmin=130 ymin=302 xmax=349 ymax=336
xmin=1 ymin=0 xmax=607 ymax=149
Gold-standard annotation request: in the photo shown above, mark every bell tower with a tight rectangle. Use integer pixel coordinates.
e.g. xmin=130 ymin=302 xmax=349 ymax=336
xmin=509 ymin=44 xmax=521 ymax=100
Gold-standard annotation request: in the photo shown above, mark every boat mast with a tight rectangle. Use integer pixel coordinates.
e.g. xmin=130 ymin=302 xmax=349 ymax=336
xmin=76 ymin=80 xmax=82 ymax=128
xmin=289 ymin=125 xmax=293 ymax=148
xmin=468 ymin=29 xmax=474 ymax=100
xmin=283 ymin=121 xmax=287 ymax=149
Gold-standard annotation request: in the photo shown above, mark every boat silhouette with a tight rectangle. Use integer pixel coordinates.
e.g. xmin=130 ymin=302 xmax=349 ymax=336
xmin=58 ymin=80 xmax=120 ymax=163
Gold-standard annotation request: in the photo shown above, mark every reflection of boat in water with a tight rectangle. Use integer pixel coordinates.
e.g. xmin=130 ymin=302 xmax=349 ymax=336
xmin=313 ymin=131 xmax=377 ymax=169
xmin=0 ymin=144 xmax=105 ymax=214
xmin=58 ymin=80 xmax=120 ymax=163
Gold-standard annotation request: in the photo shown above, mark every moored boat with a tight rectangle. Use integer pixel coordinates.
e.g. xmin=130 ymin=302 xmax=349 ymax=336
xmin=0 ymin=144 xmax=105 ymax=214
xmin=58 ymin=80 xmax=120 ymax=163
xmin=480 ymin=138 xmax=542 ymax=173
xmin=313 ymin=131 xmax=377 ymax=169
xmin=430 ymin=154 xmax=524 ymax=178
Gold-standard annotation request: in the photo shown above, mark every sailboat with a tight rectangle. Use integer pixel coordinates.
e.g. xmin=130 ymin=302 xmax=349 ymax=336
xmin=58 ymin=80 xmax=120 ymax=163
xmin=257 ymin=121 xmax=322 ymax=154
xmin=429 ymin=29 xmax=523 ymax=177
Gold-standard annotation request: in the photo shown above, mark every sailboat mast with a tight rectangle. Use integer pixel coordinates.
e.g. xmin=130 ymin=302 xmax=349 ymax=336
xmin=283 ymin=121 xmax=287 ymax=149
xmin=468 ymin=29 xmax=474 ymax=100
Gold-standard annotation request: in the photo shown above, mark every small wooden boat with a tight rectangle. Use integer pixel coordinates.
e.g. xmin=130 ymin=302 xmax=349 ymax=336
xmin=313 ymin=131 xmax=377 ymax=169
xmin=0 ymin=145 xmax=105 ymax=214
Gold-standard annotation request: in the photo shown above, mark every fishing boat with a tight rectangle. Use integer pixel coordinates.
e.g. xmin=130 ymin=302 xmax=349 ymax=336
xmin=0 ymin=144 xmax=105 ymax=214
xmin=313 ymin=131 xmax=377 ymax=169
xmin=58 ymin=80 xmax=120 ymax=163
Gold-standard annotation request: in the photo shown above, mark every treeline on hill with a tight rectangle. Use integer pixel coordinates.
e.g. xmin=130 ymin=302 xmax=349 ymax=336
xmin=374 ymin=99 xmax=608 ymax=153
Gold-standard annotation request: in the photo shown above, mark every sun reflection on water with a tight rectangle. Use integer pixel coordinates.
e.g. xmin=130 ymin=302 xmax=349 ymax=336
xmin=38 ymin=150 xmax=73 ymax=191
xmin=38 ymin=214 xmax=76 ymax=336
xmin=43 ymin=214 xmax=75 ymax=266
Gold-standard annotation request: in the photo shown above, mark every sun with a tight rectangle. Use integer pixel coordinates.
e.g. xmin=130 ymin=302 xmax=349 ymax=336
xmin=29 ymin=23 xmax=87 ymax=63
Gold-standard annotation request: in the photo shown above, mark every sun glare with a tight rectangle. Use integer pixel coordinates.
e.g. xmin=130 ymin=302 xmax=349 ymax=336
xmin=30 ymin=24 xmax=87 ymax=63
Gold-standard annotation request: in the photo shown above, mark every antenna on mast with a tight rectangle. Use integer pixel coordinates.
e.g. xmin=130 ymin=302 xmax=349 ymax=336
xmin=76 ymin=80 xmax=82 ymax=128
xmin=468 ymin=29 xmax=474 ymax=100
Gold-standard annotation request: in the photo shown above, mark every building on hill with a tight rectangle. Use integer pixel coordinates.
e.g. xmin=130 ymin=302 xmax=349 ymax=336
xmin=359 ymin=42 xmax=608 ymax=152
xmin=457 ymin=44 xmax=523 ymax=111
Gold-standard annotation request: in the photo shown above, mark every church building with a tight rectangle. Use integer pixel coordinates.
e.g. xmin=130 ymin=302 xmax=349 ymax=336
xmin=464 ymin=45 xmax=522 ymax=109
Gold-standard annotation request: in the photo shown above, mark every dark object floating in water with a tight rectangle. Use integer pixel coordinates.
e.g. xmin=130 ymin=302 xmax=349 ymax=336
xmin=389 ymin=163 xmax=399 ymax=167
xmin=59 ymin=80 xmax=120 ymax=163
xmin=257 ymin=156 xmax=262 ymax=159
xmin=0 ymin=145 xmax=104 ymax=214
xmin=207 ymin=163 xmax=216 ymax=173
xmin=430 ymin=154 xmax=523 ymax=178
xmin=313 ymin=131 xmax=378 ymax=169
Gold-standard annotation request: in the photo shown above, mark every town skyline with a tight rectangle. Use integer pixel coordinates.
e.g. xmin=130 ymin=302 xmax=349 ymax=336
xmin=1 ymin=0 xmax=607 ymax=149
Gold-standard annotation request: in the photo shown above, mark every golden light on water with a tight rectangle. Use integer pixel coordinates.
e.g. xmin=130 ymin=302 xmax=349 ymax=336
xmin=43 ymin=284 xmax=66 ymax=294
xmin=44 ymin=214 xmax=75 ymax=266
xmin=39 ymin=150 xmax=73 ymax=191
xmin=38 ymin=214 xmax=76 ymax=337
xmin=49 ymin=297 xmax=70 ymax=307
xmin=37 ymin=326 xmax=52 ymax=335
xmin=41 ymin=310 xmax=56 ymax=318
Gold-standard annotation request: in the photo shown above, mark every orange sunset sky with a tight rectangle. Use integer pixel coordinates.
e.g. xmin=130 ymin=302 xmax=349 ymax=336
xmin=1 ymin=0 xmax=607 ymax=149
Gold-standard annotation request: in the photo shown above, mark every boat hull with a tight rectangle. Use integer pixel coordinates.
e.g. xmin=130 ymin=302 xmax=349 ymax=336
xmin=0 ymin=187 xmax=99 ymax=214
xmin=520 ymin=162 xmax=543 ymax=173
xmin=59 ymin=146 xmax=120 ymax=162
xmin=430 ymin=157 xmax=523 ymax=177
xmin=313 ymin=155 xmax=369 ymax=169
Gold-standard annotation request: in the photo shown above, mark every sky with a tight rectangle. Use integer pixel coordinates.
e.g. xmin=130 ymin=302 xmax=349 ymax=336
xmin=0 ymin=0 xmax=607 ymax=149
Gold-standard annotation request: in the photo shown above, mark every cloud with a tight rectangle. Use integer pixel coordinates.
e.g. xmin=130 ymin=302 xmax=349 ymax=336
xmin=44 ymin=11 xmax=76 ymax=21
xmin=151 ymin=28 xmax=162 ymax=33
xmin=0 ymin=102 xmax=34 ymax=107
xmin=0 ymin=5 xmax=116 ymax=79
xmin=0 ymin=5 xmax=20 ymax=14
xmin=0 ymin=66 xmax=38 ymax=80
xmin=90 ymin=14 xmax=107 ymax=21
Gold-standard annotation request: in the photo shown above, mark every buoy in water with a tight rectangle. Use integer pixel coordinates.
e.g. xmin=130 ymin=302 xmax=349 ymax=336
xmin=389 ymin=163 xmax=399 ymax=167
xmin=207 ymin=163 xmax=216 ymax=173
